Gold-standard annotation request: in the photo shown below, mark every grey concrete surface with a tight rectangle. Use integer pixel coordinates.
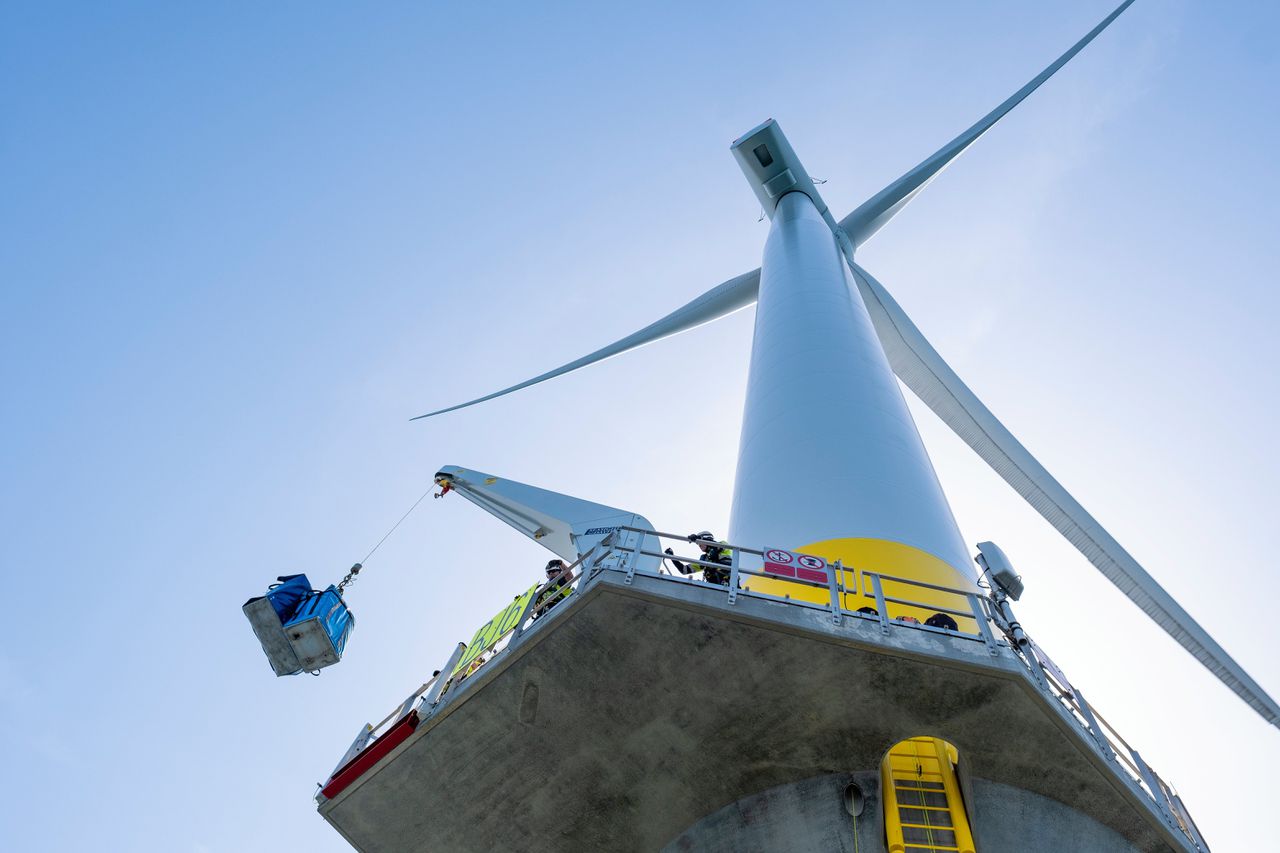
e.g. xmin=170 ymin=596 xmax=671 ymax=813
xmin=971 ymin=778 xmax=1143 ymax=853
xmin=319 ymin=570 xmax=1189 ymax=852
xmin=662 ymin=772 xmax=882 ymax=853
xmin=661 ymin=772 xmax=1145 ymax=853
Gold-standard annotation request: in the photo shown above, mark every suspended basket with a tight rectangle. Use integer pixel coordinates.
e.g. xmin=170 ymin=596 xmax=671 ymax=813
xmin=244 ymin=575 xmax=355 ymax=676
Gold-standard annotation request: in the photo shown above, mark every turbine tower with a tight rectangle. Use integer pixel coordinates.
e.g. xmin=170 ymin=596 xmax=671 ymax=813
xmin=727 ymin=125 xmax=974 ymax=602
xmin=315 ymin=3 xmax=1273 ymax=850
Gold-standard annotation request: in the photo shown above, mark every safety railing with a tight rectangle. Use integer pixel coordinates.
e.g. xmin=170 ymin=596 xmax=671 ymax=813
xmin=322 ymin=678 xmax=434 ymax=790
xmin=319 ymin=527 xmax=1208 ymax=850
xmin=448 ymin=553 xmax=594 ymax=688
xmin=1020 ymin=649 xmax=1209 ymax=850
xmin=611 ymin=526 xmax=999 ymax=650
xmin=316 ymin=545 xmax=604 ymax=802
xmin=426 ymin=542 xmax=602 ymax=696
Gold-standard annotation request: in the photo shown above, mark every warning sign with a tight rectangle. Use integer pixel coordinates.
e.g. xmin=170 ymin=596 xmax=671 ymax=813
xmin=763 ymin=547 xmax=828 ymax=584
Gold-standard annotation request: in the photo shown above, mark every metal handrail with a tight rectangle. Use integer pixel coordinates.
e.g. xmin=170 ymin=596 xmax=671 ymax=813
xmin=457 ymin=563 xmax=589 ymax=676
xmin=620 ymin=530 xmax=988 ymax=633
xmin=323 ymin=677 xmax=435 ymax=791
xmin=868 ymin=570 xmax=978 ymax=599
xmin=1010 ymin=632 xmax=1203 ymax=848
xmin=1035 ymin=660 xmax=1149 ymax=784
xmin=614 ymin=525 xmax=767 ymax=557
xmin=633 ymin=548 xmax=762 ymax=577
xmin=869 ymin=593 xmax=975 ymax=621
xmin=430 ymin=545 xmax=602 ymax=707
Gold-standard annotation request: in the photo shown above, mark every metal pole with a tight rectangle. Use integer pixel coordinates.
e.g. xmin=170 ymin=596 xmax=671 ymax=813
xmin=1130 ymin=748 xmax=1178 ymax=829
xmin=329 ymin=724 xmax=374 ymax=780
xmin=510 ymin=579 xmax=548 ymax=642
xmin=968 ymin=593 xmax=999 ymax=656
xmin=1071 ymin=688 xmax=1116 ymax=762
xmin=422 ymin=642 xmax=467 ymax=710
xmin=826 ymin=559 xmax=842 ymax=626
xmin=1170 ymin=791 xmax=1210 ymax=851
xmin=623 ymin=530 xmax=642 ymax=585
xmin=837 ymin=559 xmax=849 ymax=611
xmin=727 ymin=547 xmax=741 ymax=606
xmin=993 ymin=591 xmax=1027 ymax=647
xmin=870 ymin=573 xmax=890 ymax=634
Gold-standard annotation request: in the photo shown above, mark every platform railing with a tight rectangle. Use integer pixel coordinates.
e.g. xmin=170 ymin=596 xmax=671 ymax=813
xmin=317 ymin=544 xmax=604 ymax=801
xmin=434 ymin=542 xmax=604 ymax=696
xmin=321 ymin=528 xmax=1207 ymax=850
xmin=321 ymin=679 xmax=432 ymax=791
xmin=1027 ymin=660 xmax=1209 ymax=850
xmin=611 ymin=526 xmax=998 ymax=646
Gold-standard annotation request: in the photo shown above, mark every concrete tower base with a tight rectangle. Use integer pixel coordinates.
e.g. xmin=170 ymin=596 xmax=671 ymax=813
xmin=663 ymin=772 xmax=1144 ymax=853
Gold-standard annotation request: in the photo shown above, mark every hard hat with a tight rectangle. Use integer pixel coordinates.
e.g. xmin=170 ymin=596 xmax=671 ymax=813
xmin=691 ymin=531 xmax=714 ymax=541
xmin=545 ymin=559 xmax=565 ymax=571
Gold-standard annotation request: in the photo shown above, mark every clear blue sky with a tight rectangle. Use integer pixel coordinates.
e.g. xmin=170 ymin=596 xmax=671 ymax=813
xmin=3 ymin=1 xmax=1277 ymax=850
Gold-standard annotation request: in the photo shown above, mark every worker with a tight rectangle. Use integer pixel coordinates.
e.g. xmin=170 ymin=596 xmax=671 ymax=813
xmin=533 ymin=558 xmax=572 ymax=620
xmin=665 ymin=531 xmax=733 ymax=586
xmin=463 ymin=652 xmax=489 ymax=679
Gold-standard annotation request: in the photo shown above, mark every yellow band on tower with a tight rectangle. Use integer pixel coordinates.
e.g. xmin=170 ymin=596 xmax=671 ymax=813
xmin=744 ymin=538 xmax=979 ymax=629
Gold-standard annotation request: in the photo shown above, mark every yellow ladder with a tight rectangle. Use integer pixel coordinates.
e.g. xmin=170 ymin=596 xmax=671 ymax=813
xmin=881 ymin=737 xmax=976 ymax=853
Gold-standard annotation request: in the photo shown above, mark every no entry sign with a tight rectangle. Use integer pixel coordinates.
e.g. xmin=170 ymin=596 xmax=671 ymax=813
xmin=763 ymin=547 xmax=828 ymax=584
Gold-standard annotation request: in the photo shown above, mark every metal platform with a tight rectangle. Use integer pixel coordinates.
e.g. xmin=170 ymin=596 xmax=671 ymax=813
xmin=316 ymin=534 xmax=1204 ymax=853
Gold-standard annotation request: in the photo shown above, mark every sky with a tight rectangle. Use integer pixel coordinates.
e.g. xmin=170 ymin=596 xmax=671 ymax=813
xmin=2 ymin=1 xmax=1277 ymax=850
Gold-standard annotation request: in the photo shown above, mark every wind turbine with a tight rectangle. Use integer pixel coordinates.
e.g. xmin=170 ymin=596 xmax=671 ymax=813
xmin=413 ymin=0 xmax=1278 ymax=732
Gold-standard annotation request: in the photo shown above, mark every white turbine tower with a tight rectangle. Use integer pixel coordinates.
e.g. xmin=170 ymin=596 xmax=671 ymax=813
xmin=413 ymin=0 xmax=1278 ymax=732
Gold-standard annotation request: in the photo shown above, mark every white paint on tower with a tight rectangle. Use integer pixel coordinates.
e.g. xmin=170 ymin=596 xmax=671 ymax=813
xmin=727 ymin=190 xmax=971 ymax=577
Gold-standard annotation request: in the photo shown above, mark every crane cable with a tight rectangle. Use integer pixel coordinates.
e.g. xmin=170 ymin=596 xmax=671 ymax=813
xmin=335 ymin=483 xmax=437 ymax=596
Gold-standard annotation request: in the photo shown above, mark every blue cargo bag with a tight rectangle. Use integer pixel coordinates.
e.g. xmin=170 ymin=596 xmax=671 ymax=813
xmin=283 ymin=585 xmax=355 ymax=672
xmin=244 ymin=576 xmax=355 ymax=676
xmin=266 ymin=574 xmax=312 ymax=622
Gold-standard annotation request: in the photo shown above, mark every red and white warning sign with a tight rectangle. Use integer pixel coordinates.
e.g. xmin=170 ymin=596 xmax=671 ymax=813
xmin=763 ymin=547 xmax=828 ymax=584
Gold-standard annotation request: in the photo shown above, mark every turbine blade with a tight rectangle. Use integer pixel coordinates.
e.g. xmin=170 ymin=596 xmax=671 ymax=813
xmin=412 ymin=269 xmax=760 ymax=420
xmin=848 ymin=261 xmax=1280 ymax=728
xmin=839 ymin=0 xmax=1136 ymax=248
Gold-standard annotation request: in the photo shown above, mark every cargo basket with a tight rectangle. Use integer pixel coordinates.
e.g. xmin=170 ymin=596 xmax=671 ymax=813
xmin=244 ymin=576 xmax=355 ymax=676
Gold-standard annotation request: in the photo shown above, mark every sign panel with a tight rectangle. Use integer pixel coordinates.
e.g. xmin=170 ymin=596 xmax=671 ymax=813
xmin=1029 ymin=637 xmax=1075 ymax=699
xmin=452 ymin=583 xmax=541 ymax=675
xmin=763 ymin=547 xmax=828 ymax=584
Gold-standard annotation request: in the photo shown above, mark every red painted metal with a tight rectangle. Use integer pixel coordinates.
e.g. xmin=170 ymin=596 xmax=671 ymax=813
xmin=321 ymin=711 xmax=419 ymax=799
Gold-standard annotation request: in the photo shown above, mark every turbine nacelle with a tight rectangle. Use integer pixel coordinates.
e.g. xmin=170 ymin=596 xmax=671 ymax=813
xmin=730 ymin=119 xmax=832 ymax=225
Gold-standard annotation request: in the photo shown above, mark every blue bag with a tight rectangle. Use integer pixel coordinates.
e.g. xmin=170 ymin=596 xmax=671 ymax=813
xmin=265 ymin=574 xmax=312 ymax=622
xmin=284 ymin=585 xmax=356 ymax=669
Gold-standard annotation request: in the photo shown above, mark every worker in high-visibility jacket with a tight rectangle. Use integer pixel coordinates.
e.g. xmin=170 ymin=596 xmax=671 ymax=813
xmin=666 ymin=531 xmax=733 ymax=586
xmin=532 ymin=559 xmax=573 ymax=620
